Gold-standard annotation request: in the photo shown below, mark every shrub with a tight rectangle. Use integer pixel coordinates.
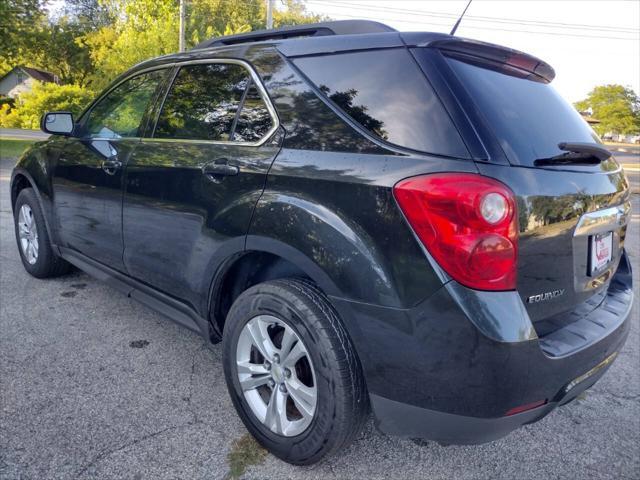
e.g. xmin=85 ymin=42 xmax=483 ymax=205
xmin=0 ymin=81 xmax=94 ymax=129
xmin=0 ymin=103 xmax=23 ymax=128
xmin=0 ymin=96 xmax=15 ymax=109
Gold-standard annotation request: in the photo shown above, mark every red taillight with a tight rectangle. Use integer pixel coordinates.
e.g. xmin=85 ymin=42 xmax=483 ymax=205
xmin=393 ymin=173 xmax=518 ymax=291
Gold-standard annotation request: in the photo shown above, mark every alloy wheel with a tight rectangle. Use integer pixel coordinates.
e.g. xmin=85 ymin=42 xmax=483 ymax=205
xmin=18 ymin=205 xmax=39 ymax=265
xmin=236 ymin=315 xmax=317 ymax=437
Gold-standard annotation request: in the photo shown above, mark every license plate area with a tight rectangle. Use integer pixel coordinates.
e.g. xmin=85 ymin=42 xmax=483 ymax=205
xmin=589 ymin=232 xmax=613 ymax=275
xmin=572 ymin=202 xmax=629 ymax=293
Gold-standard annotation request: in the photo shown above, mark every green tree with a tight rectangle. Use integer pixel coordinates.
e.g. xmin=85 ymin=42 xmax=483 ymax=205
xmin=0 ymin=0 xmax=48 ymax=76
xmin=186 ymin=0 xmax=262 ymax=46
xmin=273 ymin=0 xmax=324 ymax=28
xmin=3 ymin=0 xmax=323 ymax=93
xmin=0 ymin=81 xmax=94 ymax=129
xmin=32 ymin=19 xmax=95 ymax=86
xmin=83 ymin=0 xmax=179 ymax=90
xmin=1 ymin=1 xmax=97 ymax=86
xmin=61 ymin=0 xmax=116 ymax=30
xmin=186 ymin=0 xmax=323 ymax=46
xmin=84 ymin=0 xmax=323 ymax=89
xmin=575 ymin=84 xmax=640 ymax=136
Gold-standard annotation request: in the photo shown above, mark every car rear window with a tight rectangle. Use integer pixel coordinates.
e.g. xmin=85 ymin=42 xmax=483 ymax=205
xmin=445 ymin=56 xmax=600 ymax=166
xmin=293 ymin=48 xmax=469 ymax=158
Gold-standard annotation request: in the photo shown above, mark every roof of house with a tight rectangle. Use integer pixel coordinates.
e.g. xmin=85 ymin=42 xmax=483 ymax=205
xmin=0 ymin=66 xmax=58 ymax=83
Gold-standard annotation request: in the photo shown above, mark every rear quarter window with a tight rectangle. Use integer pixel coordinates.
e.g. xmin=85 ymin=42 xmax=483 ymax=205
xmin=293 ymin=48 xmax=469 ymax=158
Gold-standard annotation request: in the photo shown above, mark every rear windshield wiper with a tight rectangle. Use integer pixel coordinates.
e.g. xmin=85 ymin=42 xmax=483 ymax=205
xmin=534 ymin=142 xmax=612 ymax=167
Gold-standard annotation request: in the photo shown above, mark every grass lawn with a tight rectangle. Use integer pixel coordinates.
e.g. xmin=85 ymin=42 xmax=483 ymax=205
xmin=0 ymin=138 xmax=37 ymax=159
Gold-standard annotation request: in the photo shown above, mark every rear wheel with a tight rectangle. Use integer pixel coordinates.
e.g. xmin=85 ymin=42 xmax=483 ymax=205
xmin=14 ymin=188 xmax=70 ymax=278
xmin=222 ymin=278 xmax=368 ymax=464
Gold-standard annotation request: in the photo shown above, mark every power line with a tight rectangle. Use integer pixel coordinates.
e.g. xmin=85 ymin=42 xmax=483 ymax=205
xmin=313 ymin=0 xmax=640 ymax=35
xmin=305 ymin=2 xmax=640 ymax=41
xmin=317 ymin=0 xmax=640 ymax=35
xmin=318 ymin=0 xmax=640 ymax=33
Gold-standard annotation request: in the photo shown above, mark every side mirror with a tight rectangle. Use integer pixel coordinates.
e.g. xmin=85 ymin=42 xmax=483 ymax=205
xmin=41 ymin=112 xmax=74 ymax=135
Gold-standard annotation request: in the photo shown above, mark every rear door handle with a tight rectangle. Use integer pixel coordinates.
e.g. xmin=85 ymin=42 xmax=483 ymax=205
xmin=203 ymin=161 xmax=239 ymax=182
xmin=101 ymin=159 xmax=122 ymax=175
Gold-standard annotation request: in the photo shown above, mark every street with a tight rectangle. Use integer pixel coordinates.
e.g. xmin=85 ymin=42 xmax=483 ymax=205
xmin=0 ymin=144 xmax=638 ymax=479
xmin=0 ymin=128 xmax=49 ymax=141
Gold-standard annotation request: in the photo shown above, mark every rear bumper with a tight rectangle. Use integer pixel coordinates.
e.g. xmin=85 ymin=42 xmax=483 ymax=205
xmin=371 ymin=393 xmax=552 ymax=444
xmin=331 ymin=250 xmax=633 ymax=444
xmin=370 ymin=347 xmax=618 ymax=444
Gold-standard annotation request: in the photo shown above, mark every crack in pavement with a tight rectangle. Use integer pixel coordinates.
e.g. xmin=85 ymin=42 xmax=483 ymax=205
xmin=73 ymin=422 xmax=197 ymax=479
xmin=183 ymin=342 xmax=206 ymax=425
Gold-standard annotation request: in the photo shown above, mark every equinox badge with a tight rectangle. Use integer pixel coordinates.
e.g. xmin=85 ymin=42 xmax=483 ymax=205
xmin=527 ymin=289 xmax=565 ymax=303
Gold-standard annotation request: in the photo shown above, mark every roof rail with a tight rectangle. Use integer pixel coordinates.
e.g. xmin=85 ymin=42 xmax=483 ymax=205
xmin=191 ymin=20 xmax=396 ymax=50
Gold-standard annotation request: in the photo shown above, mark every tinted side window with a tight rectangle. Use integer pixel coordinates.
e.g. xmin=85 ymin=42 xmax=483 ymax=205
xmin=246 ymin=48 xmax=385 ymax=154
xmin=232 ymin=82 xmax=273 ymax=142
xmin=293 ymin=49 xmax=468 ymax=157
xmin=155 ymin=64 xmax=250 ymax=141
xmin=85 ymin=70 xmax=166 ymax=139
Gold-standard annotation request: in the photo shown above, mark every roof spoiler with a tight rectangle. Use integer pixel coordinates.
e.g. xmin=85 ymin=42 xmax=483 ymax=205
xmin=192 ymin=20 xmax=396 ymax=50
xmin=429 ymin=38 xmax=555 ymax=83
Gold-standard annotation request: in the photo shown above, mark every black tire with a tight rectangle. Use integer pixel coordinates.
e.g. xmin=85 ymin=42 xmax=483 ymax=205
xmin=222 ymin=278 xmax=368 ymax=465
xmin=14 ymin=188 xmax=71 ymax=278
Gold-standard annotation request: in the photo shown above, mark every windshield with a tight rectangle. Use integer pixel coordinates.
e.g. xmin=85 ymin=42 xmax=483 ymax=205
xmin=446 ymin=56 xmax=601 ymax=167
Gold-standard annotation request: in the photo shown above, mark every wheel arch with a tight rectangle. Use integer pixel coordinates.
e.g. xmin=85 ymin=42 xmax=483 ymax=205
xmin=10 ymin=171 xmax=33 ymax=211
xmin=207 ymin=238 xmax=343 ymax=340
xmin=10 ymin=167 xmax=58 ymax=249
xmin=206 ymin=240 xmax=372 ymax=401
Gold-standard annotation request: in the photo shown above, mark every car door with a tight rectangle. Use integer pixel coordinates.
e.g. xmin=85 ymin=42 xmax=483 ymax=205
xmin=122 ymin=60 xmax=281 ymax=309
xmin=51 ymin=68 xmax=169 ymax=271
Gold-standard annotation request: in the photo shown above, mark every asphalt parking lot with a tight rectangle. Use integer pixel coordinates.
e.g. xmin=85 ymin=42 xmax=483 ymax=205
xmin=1 ymin=145 xmax=638 ymax=480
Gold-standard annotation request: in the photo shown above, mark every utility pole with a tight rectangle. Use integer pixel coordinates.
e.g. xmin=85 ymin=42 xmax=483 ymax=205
xmin=179 ymin=0 xmax=186 ymax=52
xmin=266 ymin=0 xmax=274 ymax=29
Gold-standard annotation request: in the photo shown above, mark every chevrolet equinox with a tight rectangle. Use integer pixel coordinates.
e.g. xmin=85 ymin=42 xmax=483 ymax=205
xmin=11 ymin=20 xmax=633 ymax=464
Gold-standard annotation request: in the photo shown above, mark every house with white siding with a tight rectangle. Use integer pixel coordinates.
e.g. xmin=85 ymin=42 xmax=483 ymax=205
xmin=0 ymin=66 xmax=59 ymax=98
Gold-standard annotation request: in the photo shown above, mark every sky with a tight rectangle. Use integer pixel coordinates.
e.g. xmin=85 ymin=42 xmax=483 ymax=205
xmin=302 ymin=0 xmax=640 ymax=103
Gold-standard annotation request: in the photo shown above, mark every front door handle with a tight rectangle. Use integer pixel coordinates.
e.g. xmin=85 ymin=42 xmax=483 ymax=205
xmin=203 ymin=161 xmax=239 ymax=182
xmin=101 ymin=159 xmax=122 ymax=175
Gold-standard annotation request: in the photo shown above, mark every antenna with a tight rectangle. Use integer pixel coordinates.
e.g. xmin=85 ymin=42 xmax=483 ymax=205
xmin=449 ymin=0 xmax=473 ymax=36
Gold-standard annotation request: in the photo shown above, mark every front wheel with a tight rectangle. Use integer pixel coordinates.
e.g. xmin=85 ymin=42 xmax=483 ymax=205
xmin=222 ymin=278 xmax=368 ymax=465
xmin=14 ymin=188 xmax=70 ymax=278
